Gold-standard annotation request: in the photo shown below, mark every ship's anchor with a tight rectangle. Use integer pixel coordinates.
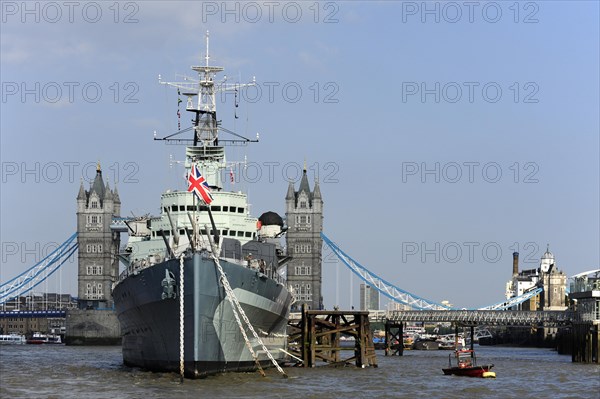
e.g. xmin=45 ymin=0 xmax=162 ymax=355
xmin=161 ymin=269 xmax=177 ymax=300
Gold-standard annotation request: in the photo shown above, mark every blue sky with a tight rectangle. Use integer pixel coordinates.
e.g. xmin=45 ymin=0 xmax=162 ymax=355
xmin=1 ymin=1 xmax=598 ymax=309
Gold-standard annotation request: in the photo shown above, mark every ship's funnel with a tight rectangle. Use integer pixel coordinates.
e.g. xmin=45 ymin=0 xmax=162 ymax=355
xmin=512 ymin=252 xmax=519 ymax=276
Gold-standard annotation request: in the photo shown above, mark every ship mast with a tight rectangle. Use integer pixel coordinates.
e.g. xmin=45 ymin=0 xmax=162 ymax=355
xmin=190 ymin=30 xmax=222 ymax=146
xmin=157 ymin=31 xmax=257 ymax=190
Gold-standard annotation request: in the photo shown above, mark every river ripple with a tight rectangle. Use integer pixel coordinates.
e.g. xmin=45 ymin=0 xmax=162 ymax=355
xmin=1 ymin=345 xmax=598 ymax=398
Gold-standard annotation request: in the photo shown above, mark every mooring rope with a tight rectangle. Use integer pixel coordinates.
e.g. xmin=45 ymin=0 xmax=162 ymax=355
xmin=209 ymin=251 xmax=287 ymax=378
xmin=279 ymin=348 xmax=303 ymax=364
xmin=179 ymin=254 xmax=185 ymax=382
xmin=223 ymin=284 xmax=266 ymax=377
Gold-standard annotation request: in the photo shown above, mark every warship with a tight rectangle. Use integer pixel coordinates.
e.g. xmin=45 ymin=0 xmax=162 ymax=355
xmin=112 ymin=33 xmax=293 ymax=378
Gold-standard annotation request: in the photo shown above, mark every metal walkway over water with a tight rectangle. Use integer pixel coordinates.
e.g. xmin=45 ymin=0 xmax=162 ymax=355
xmin=385 ymin=310 xmax=573 ymax=326
xmin=0 ymin=310 xmax=66 ymax=319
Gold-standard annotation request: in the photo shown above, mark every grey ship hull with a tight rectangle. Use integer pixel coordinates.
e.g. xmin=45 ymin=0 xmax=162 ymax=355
xmin=113 ymin=252 xmax=292 ymax=378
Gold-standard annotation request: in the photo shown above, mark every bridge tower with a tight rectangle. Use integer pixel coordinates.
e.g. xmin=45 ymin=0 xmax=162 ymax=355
xmin=76 ymin=163 xmax=121 ymax=309
xmin=285 ymin=166 xmax=323 ymax=311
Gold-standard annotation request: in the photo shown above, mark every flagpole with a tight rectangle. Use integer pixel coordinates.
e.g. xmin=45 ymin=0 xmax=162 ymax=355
xmin=188 ymin=162 xmax=216 ymax=250
xmin=193 ymin=192 xmax=197 ymax=250
xmin=206 ymin=207 xmax=219 ymax=249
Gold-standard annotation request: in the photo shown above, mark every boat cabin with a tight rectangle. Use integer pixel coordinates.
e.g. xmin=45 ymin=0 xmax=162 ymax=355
xmin=455 ymin=349 xmax=475 ymax=368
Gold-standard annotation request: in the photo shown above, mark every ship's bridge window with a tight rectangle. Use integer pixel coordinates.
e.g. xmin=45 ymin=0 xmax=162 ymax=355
xmin=245 ymin=232 xmax=252 ymax=238
xmin=200 ymin=206 xmax=209 ymax=212
xmin=163 ymin=230 xmax=170 ymax=237
xmin=179 ymin=206 xmax=185 ymax=212
xmin=211 ymin=206 xmax=221 ymax=212
xmin=171 ymin=206 xmax=178 ymax=212
xmin=187 ymin=205 xmax=195 ymax=211
xmin=230 ymin=230 xmax=236 ymax=236
xmin=180 ymin=229 xmax=186 ymax=235
xmin=237 ymin=207 xmax=244 ymax=213
xmin=163 ymin=207 xmax=168 ymax=213
xmin=200 ymin=229 xmax=207 ymax=235
xmin=223 ymin=206 xmax=229 ymax=212
xmin=237 ymin=231 xmax=244 ymax=237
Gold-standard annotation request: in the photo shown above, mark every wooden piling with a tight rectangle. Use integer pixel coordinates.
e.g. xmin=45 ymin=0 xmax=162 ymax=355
xmin=287 ymin=305 xmax=377 ymax=368
xmin=384 ymin=320 xmax=403 ymax=356
xmin=571 ymin=322 xmax=600 ymax=363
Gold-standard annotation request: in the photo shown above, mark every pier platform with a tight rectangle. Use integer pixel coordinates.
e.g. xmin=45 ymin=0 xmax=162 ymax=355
xmin=287 ymin=305 xmax=377 ymax=368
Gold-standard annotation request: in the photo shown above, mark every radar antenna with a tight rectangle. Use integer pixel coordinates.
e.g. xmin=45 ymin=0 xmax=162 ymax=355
xmin=156 ymin=31 xmax=258 ymax=147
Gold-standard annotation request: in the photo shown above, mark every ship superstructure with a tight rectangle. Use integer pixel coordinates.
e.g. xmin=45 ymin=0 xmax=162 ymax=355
xmin=112 ymin=32 xmax=293 ymax=378
xmin=120 ymin=32 xmax=260 ymax=271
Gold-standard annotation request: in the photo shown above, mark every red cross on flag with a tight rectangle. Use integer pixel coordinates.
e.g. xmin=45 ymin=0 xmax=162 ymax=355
xmin=187 ymin=164 xmax=214 ymax=205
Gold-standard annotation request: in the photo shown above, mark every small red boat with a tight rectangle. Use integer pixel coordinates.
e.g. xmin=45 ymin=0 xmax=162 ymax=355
xmin=442 ymin=349 xmax=495 ymax=378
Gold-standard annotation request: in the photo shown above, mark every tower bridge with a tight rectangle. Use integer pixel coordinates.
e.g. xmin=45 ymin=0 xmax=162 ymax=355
xmin=1 ymin=168 xmax=597 ymax=355
xmin=1 ymin=160 xmax=597 ymax=362
xmin=0 ymin=228 xmax=587 ymax=320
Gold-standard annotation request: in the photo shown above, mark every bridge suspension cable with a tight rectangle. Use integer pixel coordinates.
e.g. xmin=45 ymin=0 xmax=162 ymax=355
xmin=322 ymin=233 xmax=450 ymax=310
xmin=477 ymin=287 xmax=543 ymax=310
xmin=0 ymin=233 xmax=78 ymax=305
xmin=322 ymin=233 xmax=544 ymax=311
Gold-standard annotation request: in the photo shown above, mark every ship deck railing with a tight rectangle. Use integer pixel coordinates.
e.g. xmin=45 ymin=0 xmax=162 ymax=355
xmin=117 ymin=253 xmax=287 ymax=286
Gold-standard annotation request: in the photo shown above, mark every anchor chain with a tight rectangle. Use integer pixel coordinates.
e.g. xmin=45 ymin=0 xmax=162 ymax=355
xmin=221 ymin=278 xmax=266 ymax=377
xmin=210 ymin=252 xmax=287 ymax=378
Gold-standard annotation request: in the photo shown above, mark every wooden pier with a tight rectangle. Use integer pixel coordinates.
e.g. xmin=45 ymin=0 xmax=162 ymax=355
xmin=287 ymin=305 xmax=377 ymax=368
xmin=384 ymin=320 xmax=404 ymax=356
xmin=571 ymin=322 xmax=600 ymax=363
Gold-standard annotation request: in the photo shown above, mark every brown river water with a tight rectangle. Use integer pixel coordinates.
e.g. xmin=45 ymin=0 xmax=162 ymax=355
xmin=1 ymin=344 xmax=598 ymax=398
